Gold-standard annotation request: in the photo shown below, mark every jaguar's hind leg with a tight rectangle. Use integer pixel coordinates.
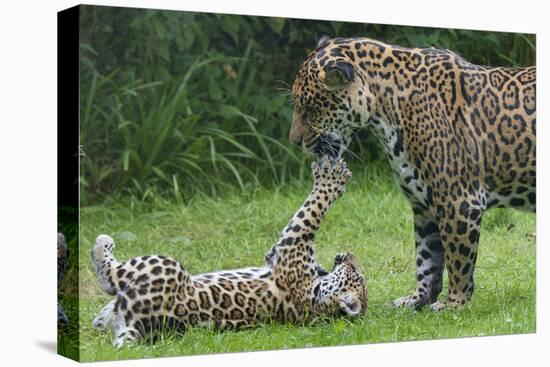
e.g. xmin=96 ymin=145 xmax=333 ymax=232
xmin=392 ymin=206 xmax=444 ymax=308
xmin=428 ymin=200 xmax=483 ymax=311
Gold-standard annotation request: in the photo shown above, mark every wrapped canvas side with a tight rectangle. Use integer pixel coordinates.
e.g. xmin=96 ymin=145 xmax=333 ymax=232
xmin=57 ymin=5 xmax=80 ymax=362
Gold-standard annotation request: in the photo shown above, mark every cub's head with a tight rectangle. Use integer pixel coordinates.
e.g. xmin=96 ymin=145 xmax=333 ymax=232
xmin=312 ymin=252 xmax=368 ymax=317
xmin=290 ymin=35 xmax=373 ymax=158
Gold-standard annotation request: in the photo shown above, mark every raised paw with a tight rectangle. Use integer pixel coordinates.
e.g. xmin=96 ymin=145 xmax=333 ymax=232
xmin=311 ymin=156 xmax=352 ymax=198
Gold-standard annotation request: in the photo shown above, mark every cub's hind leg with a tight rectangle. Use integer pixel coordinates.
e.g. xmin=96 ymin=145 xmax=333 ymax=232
xmin=109 ymin=294 xmax=142 ymax=348
xmin=107 ymin=262 xmax=192 ymax=348
xmin=113 ymin=319 xmax=141 ymax=349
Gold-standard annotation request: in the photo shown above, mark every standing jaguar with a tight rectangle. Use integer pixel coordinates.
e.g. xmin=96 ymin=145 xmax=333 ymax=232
xmin=289 ymin=35 xmax=535 ymax=310
xmin=91 ymin=158 xmax=367 ymax=348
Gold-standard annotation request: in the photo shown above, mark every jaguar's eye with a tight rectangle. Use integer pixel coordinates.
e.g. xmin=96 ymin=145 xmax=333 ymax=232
xmin=302 ymin=107 xmax=316 ymax=123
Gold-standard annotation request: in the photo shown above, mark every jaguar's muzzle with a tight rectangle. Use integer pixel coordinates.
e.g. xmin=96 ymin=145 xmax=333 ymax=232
xmin=313 ymin=134 xmax=342 ymax=158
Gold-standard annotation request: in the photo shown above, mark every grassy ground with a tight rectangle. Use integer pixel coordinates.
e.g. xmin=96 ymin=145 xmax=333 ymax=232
xmin=60 ymin=163 xmax=536 ymax=362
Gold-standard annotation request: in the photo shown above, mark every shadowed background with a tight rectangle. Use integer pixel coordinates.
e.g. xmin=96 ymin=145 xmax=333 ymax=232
xmin=78 ymin=5 xmax=535 ymax=204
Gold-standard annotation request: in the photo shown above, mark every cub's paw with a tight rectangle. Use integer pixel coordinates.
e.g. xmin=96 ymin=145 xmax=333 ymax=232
xmin=113 ymin=328 xmax=138 ymax=349
xmin=311 ymin=157 xmax=352 ymax=198
xmin=93 ymin=300 xmax=116 ymax=329
xmin=427 ymin=301 xmax=446 ymax=312
xmin=92 ymin=234 xmax=116 ymax=268
xmin=428 ymin=299 xmax=466 ymax=312
xmin=390 ymin=293 xmax=428 ymax=309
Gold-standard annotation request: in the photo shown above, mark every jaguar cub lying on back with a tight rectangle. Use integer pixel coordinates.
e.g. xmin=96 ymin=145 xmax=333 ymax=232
xmin=92 ymin=158 xmax=366 ymax=348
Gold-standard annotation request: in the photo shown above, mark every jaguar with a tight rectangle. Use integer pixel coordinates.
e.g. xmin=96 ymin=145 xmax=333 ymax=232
xmin=91 ymin=158 xmax=367 ymax=347
xmin=289 ymin=35 xmax=535 ymax=310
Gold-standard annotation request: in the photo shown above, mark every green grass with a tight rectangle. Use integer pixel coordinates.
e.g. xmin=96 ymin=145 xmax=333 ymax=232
xmin=63 ymin=164 xmax=535 ymax=361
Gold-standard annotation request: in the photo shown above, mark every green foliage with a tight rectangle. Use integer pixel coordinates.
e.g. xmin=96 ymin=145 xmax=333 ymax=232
xmin=79 ymin=5 xmax=535 ymax=204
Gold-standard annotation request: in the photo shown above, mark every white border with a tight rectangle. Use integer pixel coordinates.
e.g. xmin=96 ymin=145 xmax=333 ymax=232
xmin=0 ymin=0 xmax=547 ymax=366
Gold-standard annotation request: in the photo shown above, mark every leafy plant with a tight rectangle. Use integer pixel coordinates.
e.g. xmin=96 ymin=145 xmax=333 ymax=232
xmin=78 ymin=6 xmax=535 ymax=204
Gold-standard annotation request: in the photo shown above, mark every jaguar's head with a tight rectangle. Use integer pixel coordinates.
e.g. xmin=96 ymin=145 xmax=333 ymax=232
xmin=312 ymin=252 xmax=368 ymax=317
xmin=290 ymin=35 xmax=374 ymax=158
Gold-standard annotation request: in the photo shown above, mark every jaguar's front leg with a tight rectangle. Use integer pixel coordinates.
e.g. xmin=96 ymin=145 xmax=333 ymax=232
xmin=392 ymin=205 xmax=444 ymax=309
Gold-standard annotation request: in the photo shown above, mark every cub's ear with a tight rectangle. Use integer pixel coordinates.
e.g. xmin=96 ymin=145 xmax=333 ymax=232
xmin=319 ymin=61 xmax=355 ymax=90
xmin=339 ymin=294 xmax=362 ymax=316
xmin=316 ymin=32 xmax=330 ymax=48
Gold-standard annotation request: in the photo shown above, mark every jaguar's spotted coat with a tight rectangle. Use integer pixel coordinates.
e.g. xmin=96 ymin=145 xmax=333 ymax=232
xmin=92 ymin=158 xmax=367 ymax=348
xmin=289 ymin=36 xmax=535 ymax=310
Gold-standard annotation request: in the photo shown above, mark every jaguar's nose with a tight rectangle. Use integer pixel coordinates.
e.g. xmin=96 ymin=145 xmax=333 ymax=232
xmin=289 ymin=118 xmax=304 ymax=146
xmin=289 ymin=133 xmax=303 ymax=146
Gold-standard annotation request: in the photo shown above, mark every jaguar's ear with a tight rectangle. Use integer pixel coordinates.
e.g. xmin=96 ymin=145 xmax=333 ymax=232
xmin=316 ymin=32 xmax=330 ymax=48
xmin=319 ymin=61 xmax=355 ymax=90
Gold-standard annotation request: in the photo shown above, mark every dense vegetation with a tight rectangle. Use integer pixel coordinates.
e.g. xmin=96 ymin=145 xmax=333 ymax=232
xmin=79 ymin=5 xmax=535 ymax=204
